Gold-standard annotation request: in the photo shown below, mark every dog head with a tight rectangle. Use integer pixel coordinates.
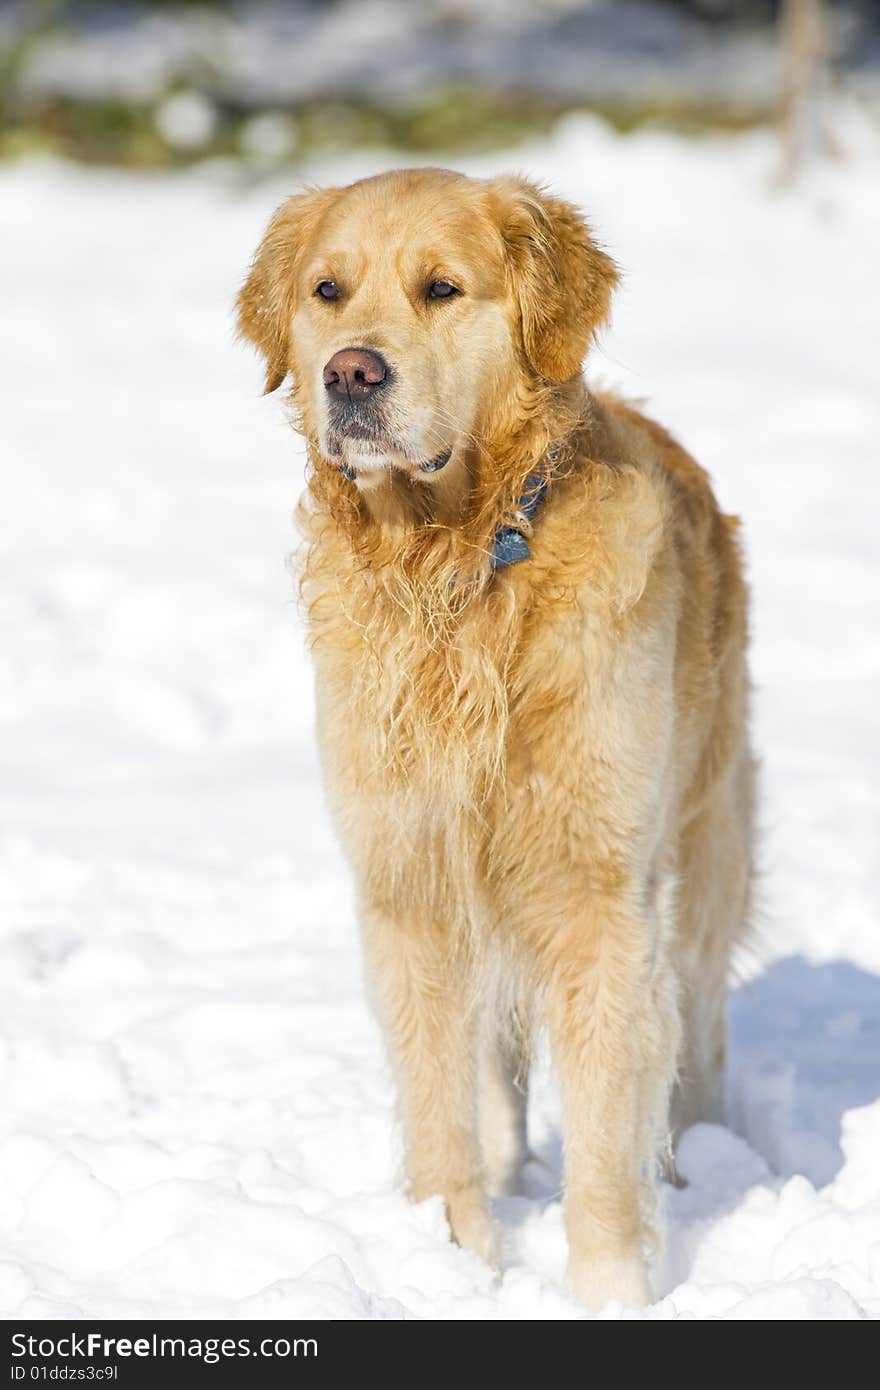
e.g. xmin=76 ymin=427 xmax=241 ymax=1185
xmin=237 ymin=167 xmax=617 ymax=487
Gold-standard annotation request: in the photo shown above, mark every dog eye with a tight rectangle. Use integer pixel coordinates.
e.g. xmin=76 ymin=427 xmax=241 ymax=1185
xmin=427 ymin=280 xmax=460 ymax=300
xmin=315 ymin=281 xmax=339 ymax=301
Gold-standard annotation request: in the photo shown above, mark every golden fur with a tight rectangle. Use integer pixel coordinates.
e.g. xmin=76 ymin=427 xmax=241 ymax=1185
xmin=237 ymin=167 xmax=755 ymax=1310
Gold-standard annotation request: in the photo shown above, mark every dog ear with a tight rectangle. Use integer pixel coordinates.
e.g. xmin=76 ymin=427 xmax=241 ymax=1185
xmin=488 ymin=177 xmax=619 ymax=384
xmin=236 ymin=186 xmax=340 ymax=394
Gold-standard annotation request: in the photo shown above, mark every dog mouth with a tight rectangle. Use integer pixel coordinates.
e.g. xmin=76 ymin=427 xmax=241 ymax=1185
xmin=325 ymin=406 xmax=453 ymax=475
xmin=415 ymin=450 xmax=451 ymax=473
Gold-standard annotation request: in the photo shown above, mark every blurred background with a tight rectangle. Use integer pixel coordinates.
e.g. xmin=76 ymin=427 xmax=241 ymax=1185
xmin=1 ymin=1 xmax=878 ymax=172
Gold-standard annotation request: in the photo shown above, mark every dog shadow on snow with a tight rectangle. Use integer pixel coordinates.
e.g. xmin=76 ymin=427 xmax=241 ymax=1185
xmin=492 ymin=955 xmax=880 ymax=1296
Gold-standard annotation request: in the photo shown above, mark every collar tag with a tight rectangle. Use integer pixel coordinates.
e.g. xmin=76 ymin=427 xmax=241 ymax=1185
xmin=489 ymin=472 xmax=549 ymax=572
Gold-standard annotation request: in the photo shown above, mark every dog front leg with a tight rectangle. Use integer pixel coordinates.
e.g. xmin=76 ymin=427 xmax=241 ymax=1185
xmin=527 ymin=878 xmax=677 ymax=1311
xmin=360 ymin=902 xmax=493 ymax=1264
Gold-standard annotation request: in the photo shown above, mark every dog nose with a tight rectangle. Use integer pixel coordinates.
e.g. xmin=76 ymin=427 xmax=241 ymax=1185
xmin=322 ymin=348 xmax=388 ymax=399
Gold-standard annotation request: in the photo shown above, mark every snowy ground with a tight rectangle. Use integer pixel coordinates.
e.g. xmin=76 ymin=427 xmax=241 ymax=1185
xmin=2 ymin=115 xmax=879 ymax=1320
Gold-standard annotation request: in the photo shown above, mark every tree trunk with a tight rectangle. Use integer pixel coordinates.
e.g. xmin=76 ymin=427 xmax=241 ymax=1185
xmin=780 ymin=0 xmax=833 ymax=180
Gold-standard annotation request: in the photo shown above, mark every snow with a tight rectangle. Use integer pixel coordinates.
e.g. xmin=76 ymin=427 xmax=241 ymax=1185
xmin=1 ymin=113 xmax=879 ymax=1320
xmin=154 ymin=91 xmax=218 ymax=153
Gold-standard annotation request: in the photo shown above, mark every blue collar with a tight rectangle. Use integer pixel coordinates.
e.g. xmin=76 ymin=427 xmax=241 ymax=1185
xmin=337 ymin=453 xmax=555 ymax=573
xmin=489 ymin=472 xmax=549 ymax=572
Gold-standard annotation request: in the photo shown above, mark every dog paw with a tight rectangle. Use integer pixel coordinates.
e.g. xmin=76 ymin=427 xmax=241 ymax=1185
xmin=566 ymin=1251 xmax=653 ymax=1312
xmin=447 ymin=1189 xmax=497 ymax=1266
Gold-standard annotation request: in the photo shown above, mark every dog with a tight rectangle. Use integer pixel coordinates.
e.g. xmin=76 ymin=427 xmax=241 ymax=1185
xmin=237 ymin=167 xmax=755 ymax=1310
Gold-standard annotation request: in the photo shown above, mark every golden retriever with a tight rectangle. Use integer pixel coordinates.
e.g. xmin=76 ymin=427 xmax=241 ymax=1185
xmin=237 ymin=167 xmax=754 ymax=1310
